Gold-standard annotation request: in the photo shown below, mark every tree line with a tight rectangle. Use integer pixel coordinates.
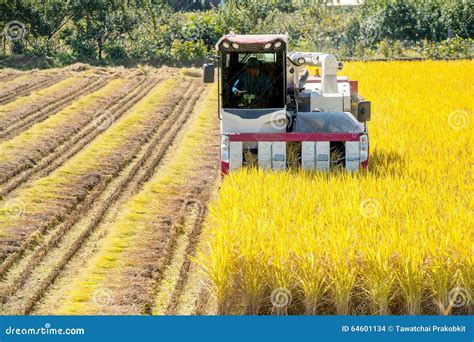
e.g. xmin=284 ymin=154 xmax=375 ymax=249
xmin=0 ymin=0 xmax=472 ymax=67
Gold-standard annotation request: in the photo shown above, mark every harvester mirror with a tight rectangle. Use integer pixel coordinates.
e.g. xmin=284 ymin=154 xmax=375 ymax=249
xmin=357 ymin=101 xmax=371 ymax=122
xmin=203 ymin=63 xmax=215 ymax=83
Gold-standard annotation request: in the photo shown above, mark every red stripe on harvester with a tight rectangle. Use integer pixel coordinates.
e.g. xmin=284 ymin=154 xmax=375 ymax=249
xmin=228 ymin=132 xmax=360 ymax=142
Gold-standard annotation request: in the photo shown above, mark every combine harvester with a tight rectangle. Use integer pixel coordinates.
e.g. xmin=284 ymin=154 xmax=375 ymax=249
xmin=203 ymin=33 xmax=371 ymax=174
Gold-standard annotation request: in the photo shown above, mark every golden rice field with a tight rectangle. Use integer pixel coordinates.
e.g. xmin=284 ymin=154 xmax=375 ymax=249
xmin=198 ymin=60 xmax=473 ymax=315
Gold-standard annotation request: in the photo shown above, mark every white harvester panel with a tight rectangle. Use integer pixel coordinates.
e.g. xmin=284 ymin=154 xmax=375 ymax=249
xmin=338 ymin=82 xmax=351 ymax=111
xmin=272 ymin=141 xmax=286 ymax=170
xmin=307 ymin=91 xmax=344 ymax=113
xmin=229 ymin=141 xmax=243 ymax=171
xmin=316 ymin=142 xmax=330 ymax=171
xmin=301 ymin=141 xmax=316 ymax=170
xmin=345 ymin=141 xmax=359 ymax=171
xmin=258 ymin=142 xmax=272 ymax=170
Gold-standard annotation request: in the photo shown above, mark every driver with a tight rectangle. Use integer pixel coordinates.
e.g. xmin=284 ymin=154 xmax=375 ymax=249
xmin=232 ymin=57 xmax=273 ymax=105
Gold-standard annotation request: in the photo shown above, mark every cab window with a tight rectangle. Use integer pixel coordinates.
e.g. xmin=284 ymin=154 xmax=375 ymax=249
xmin=221 ymin=52 xmax=285 ymax=109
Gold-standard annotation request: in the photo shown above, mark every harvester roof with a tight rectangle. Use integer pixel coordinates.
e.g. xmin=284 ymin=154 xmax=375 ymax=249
xmin=216 ymin=33 xmax=287 ymax=49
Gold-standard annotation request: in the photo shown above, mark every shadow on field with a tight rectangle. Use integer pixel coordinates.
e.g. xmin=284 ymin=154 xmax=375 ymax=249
xmin=367 ymin=149 xmax=406 ymax=177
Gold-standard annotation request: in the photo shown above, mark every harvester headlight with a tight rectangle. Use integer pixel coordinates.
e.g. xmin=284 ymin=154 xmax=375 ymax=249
xmin=264 ymin=42 xmax=272 ymax=50
xmin=221 ymin=135 xmax=230 ymax=163
xmin=222 ymin=42 xmax=230 ymax=49
xmin=297 ymin=57 xmax=306 ymax=65
xmin=232 ymin=43 xmax=240 ymax=49
xmin=274 ymin=41 xmax=283 ymax=49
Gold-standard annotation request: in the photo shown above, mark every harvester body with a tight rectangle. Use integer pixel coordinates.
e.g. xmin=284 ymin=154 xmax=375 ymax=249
xmin=203 ymin=33 xmax=371 ymax=174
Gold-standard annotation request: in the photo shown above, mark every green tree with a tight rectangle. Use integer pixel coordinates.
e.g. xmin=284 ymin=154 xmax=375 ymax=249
xmin=67 ymin=0 xmax=137 ymax=61
xmin=0 ymin=0 xmax=78 ymax=56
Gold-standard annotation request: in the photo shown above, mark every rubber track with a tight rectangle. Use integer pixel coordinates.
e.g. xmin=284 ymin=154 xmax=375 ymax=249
xmin=0 ymin=83 xmax=205 ymax=314
xmin=0 ymin=77 xmax=107 ymax=141
xmin=0 ymin=75 xmax=66 ymax=106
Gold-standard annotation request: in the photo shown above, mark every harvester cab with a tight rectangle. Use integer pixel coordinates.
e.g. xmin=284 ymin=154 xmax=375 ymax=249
xmin=203 ymin=33 xmax=371 ymax=174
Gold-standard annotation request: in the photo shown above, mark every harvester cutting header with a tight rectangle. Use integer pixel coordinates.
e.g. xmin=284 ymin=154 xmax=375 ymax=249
xmin=203 ymin=33 xmax=371 ymax=174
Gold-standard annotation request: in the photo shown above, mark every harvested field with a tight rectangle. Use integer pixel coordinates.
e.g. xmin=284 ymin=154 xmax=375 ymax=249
xmin=0 ymin=70 xmax=22 ymax=83
xmin=0 ymin=70 xmax=69 ymax=105
xmin=0 ymin=74 xmax=108 ymax=141
xmin=0 ymin=66 xmax=220 ymax=315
